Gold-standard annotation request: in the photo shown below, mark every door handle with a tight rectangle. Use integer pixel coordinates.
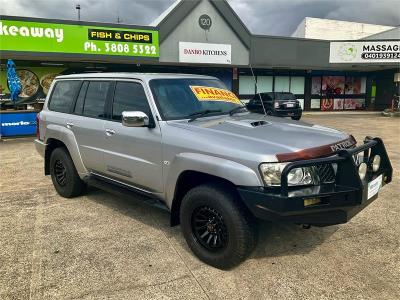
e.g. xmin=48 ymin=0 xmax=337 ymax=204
xmin=105 ymin=129 xmax=116 ymax=136
xmin=66 ymin=122 xmax=74 ymax=129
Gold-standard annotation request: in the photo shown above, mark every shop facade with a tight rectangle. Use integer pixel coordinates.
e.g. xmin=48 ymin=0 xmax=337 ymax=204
xmin=1 ymin=0 xmax=399 ymax=135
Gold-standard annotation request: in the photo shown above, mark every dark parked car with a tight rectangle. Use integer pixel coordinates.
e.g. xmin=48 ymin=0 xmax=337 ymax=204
xmin=247 ymin=92 xmax=302 ymax=120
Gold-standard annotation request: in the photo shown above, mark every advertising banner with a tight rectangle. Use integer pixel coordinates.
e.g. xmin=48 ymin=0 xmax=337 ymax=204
xmin=321 ymin=99 xmax=334 ymax=111
xmin=330 ymin=41 xmax=400 ymax=63
xmin=322 ymin=76 xmax=345 ymax=95
xmin=190 ymin=85 xmax=241 ymax=104
xmin=333 ymin=99 xmax=344 ymax=110
xmin=0 ymin=19 xmax=159 ymax=58
xmin=344 ymin=99 xmax=365 ymax=110
xmin=0 ymin=67 xmax=65 ymax=103
xmin=0 ymin=111 xmax=37 ymax=136
xmin=179 ymin=42 xmax=231 ymax=64
xmin=345 ymin=77 xmax=363 ymax=94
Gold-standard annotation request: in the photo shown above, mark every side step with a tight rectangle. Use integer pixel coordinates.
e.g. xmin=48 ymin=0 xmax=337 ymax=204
xmin=85 ymin=175 xmax=169 ymax=212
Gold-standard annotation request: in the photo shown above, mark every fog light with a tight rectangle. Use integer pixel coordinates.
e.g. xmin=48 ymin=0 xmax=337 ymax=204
xmin=358 ymin=162 xmax=367 ymax=180
xmin=372 ymin=155 xmax=381 ymax=172
xmin=304 ymin=198 xmax=321 ymax=207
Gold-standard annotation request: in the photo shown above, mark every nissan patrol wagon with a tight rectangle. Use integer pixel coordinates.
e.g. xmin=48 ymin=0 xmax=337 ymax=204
xmin=35 ymin=73 xmax=392 ymax=269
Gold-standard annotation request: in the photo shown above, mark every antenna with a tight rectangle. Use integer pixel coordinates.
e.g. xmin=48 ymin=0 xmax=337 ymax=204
xmin=75 ymin=4 xmax=81 ymax=21
xmin=250 ymin=64 xmax=267 ymax=116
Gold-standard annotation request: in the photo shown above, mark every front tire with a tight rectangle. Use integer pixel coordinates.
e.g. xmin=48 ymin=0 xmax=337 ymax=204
xmin=180 ymin=183 xmax=257 ymax=269
xmin=291 ymin=115 xmax=301 ymax=120
xmin=50 ymin=147 xmax=86 ymax=198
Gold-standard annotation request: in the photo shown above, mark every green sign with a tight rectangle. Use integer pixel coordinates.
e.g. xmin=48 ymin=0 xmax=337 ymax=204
xmin=0 ymin=19 xmax=159 ymax=58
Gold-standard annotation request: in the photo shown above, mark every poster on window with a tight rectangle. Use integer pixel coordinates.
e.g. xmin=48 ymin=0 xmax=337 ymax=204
xmin=322 ymin=76 xmax=345 ymax=95
xmin=334 ymin=99 xmax=344 ymax=110
xmin=344 ymin=99 xmax=365 ymax=110
xmin=311 ymin=77 xmax=321 ymax=94
xmin=345 ymin=77 xmax=362 ymax=94
xmin=311 ymin=99 xmax=320 ymax=109
xmin=321 ymin=98 xmax=334 ymax=111
xmin=0 ymin=66 xmax=65 ymax=105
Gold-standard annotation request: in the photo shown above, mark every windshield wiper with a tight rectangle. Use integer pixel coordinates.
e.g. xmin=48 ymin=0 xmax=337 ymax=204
xmin=188 ymin=109 xmax=222 ymax=122
xmin=229 ymin=105 xmax=247 ymax=116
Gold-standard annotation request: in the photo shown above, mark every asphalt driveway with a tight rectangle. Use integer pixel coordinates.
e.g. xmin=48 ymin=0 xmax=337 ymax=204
xmin=1 ymin=114 xmax=399 ymax=299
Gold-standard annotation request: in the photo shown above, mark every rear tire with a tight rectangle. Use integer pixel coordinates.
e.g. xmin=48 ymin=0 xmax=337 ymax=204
xmin=291 ymin=116 xmax=301 ymax=120
xmin=50 ymin=147 xmax=86 ymax=198
xmin=180 ymin=183 xmax=257 ymax=269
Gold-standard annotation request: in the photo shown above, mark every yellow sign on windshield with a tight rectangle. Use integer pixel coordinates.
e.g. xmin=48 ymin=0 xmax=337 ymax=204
xmin=190 ymin=86 xmax=241 ymax=104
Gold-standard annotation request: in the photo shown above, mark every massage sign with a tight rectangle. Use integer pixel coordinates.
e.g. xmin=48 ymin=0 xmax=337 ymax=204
xmin=0 ymin=19 xmax=159 ymax=58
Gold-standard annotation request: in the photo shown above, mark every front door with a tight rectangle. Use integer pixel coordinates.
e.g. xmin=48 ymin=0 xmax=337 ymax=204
xmin=102 ymin=80 xmax=163 ymax=193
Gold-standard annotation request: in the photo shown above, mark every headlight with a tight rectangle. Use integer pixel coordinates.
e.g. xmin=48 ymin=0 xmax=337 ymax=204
xmin=358 ymin=162 xmax=367 ymax=180
xmin=260 ymin=163 xmax=287 ymax=186
xmin=372 ymin=155 xmax=381 ymax=172
xmin=260 ymin=163 xmax=315 ymax=186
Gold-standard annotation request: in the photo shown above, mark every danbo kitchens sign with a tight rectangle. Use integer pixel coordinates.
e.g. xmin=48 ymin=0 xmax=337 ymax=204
xmin=179 ymin=42 xmax=231 ymax=64
xmin=0 ymin=19 xmax=159 ymax=58
xmin=330 ymin=41 xmax=400 ymax=63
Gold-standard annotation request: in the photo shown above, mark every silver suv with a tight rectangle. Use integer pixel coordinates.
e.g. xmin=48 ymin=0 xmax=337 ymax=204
xmin=35 ymin=73 xmax=392 ymax=269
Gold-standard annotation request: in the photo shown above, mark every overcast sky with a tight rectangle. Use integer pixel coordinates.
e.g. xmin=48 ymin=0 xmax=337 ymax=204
xmin=1 ymin=0 xmax=399 ymax=36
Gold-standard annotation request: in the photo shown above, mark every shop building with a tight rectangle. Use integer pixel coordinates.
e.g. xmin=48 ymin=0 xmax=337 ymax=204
xmin=1 ymin=0 xmax=399 ymax=135
xmin=291 ymin=17 xmax=395 ymax=40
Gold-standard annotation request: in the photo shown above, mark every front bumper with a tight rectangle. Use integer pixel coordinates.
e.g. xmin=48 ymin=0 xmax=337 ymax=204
xmin=238 ymin=137 xmax=392 ymax=226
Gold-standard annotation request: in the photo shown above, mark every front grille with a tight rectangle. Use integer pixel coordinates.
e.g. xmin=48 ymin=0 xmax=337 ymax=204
xmin=315 ymin=164 xmax=336 ymax=183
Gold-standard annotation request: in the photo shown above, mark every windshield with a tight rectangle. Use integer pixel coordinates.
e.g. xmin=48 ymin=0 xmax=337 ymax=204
xmin=274 ymin=93 xmax=297 ymax=100
xmin=149 ymin=78 xmax=243 ymax=120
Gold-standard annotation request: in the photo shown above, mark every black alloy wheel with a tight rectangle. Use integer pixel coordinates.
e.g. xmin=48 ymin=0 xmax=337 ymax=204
xmin=49 ymin=147 xmax=86 ymax=198
xmin=191 ymin=205 xmax=228 ymax=251
xmin=54 ymin=160 xmax=67 ymax=186
xmin=180 ymin=183 xmax=257 ymax=269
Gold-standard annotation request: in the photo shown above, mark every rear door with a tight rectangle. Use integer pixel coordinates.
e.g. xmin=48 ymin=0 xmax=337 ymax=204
xmin=102 ymin=80 xmax=163 ymax=192
xmin=45 ymin=80 xmax=81 ymax=137
xmin=69 ymin=80 xmax=113 ymax=173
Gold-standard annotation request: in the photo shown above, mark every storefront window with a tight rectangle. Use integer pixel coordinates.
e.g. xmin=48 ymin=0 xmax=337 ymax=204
xmin=322 ymin=76 xmax=345 ymax=95
xmin=297 ymin=99 xmax=304 ymax=109
xmin=239 ymin=76 xmax=255 ymax=95
xmin=311 ymin=77 xmax=321 ymax=95
xmin=334 ymin=98 xmax=344 ymax=110
xmin=344 ymin=99 xmax=365 ymax=110
xmin=345 ymin=77 xmax=367 ymax=94
xmin=311 ymin=99 xmax=321 ymax=109
xmin=290 ymin=77 xmax=305 ymax=94
xmin=256 ymin=76 xmax=273 ymax=93
xmin=274 ymin=76 xmax=290 ymax=92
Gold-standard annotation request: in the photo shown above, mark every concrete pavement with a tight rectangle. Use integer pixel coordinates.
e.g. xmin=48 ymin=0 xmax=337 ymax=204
xmin=1 ymin=115 xmax=399 ymax=299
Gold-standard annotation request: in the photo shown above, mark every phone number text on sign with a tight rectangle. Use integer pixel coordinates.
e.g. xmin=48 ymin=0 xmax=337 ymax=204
xmin=83 ymin=42 xmax=157 ymax=55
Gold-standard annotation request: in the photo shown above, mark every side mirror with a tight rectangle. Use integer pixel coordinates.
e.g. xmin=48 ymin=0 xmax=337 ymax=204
xmin=122 ymin=111 xmax=150 ymax=127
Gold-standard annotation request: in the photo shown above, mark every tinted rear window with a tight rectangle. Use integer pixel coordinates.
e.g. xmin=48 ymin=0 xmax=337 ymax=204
xmin=48 ymin=80 xmax=81 ymax=113
xmin=73 ymin=81 xmax=89 ymax=115
xmin=275 ymin=93 xmax=296 ymax=100
xmin=82 ymin=81 xmax=110 ymax=118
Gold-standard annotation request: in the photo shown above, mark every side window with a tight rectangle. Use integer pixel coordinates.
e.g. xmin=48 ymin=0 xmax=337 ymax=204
xmin=74 ymin=81 xmax=88 ymax=115
xmin=82 ymin=81 xmax=110 ymax=118
xmin=112 ymin=81 xmax=151 ymax=121
xmin=48 ymin=80 xmax=81 ymax=113
xmin=262 ymin=94 xmax=273 ymax=101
